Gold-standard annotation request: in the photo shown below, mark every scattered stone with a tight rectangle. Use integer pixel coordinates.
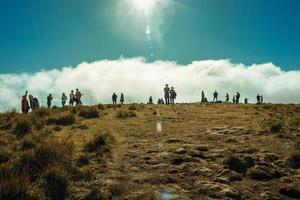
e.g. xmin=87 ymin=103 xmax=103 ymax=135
xmin=195 ymin=145 xmax=209 ymax=152
xmin=286 ymin=152 xmax=300 ymax=169
xmin=220 ymin=188 xmax=241 ymax=200
xmin=175 ymin=147 xmax=187 ymax=154
xmin=246 ymin=166 xmax=272 ymax=181
xmin=263 ymin=153 xmax=280 ymax=162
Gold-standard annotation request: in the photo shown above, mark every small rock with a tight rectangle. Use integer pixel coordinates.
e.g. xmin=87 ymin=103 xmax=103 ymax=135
xmin=221 ymin=188 xmax=241 ymax=200
xmin=223 ymin=154 xmax=247 ymax=174
xmin=247 ymin=166 xmax=272 ymax=181
xmin=175 ymin=147 xmax=187 ymax=154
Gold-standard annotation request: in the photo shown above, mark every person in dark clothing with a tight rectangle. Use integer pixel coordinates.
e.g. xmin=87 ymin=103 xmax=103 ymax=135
xmin=260 ymin=95 xmax=264 ymax=103
xmin=47 ymin=94 xmax=53 ymax=109
xmin=257 ymin=94 xmax=261 ymax=104
xmin=244 ymin=98 xmax=249 ymax=104
xmin=164 ymin=84 xmax=170 ymax=105
xmin=120 ymin=93 xmax=125 ymax=104
xmin=170 ymin=87 xmax=177 ymax=104
xmin=225 ymin=93 xmax=229 ymax=103
xmin=201 ymin=91 xmax=205 ymax=102
xmin=112 ymin=93 xmax=118 ymax=105
xmin=148 ymin=96 xmax=153 ymax=104
xmin=33 ymin=97 xmax=40 ymax=110
xmin=213 ymin=91 xmax=218 ymax=102
xmin=236 ymin=92 xmax=240 ymax=103
xmin=69 ymin=90 xmax=75 ymax=106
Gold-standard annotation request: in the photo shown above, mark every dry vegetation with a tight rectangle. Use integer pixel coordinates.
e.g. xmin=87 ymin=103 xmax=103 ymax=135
xmin=0 ymin=103 xmax=300 ymax=200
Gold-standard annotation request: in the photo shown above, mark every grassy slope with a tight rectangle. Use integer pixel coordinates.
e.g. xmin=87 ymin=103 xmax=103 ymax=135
xmin=1 ymin=103 xmax=300 ymax=199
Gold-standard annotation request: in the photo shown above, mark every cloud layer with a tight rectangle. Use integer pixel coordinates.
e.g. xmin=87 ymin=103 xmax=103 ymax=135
xmin=0 ymin=58 xmax=299 ymax=111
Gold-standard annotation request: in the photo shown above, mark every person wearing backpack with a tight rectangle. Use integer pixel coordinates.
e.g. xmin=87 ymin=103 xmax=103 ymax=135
xmin=21 ymin=91 xmax=30 ymax=114
xmin=170 ymin=87 xmax=177 ymax=104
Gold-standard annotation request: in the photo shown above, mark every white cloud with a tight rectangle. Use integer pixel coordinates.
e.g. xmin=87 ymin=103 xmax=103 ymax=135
xmin=0 ymin=58 xmax=299 ymax=111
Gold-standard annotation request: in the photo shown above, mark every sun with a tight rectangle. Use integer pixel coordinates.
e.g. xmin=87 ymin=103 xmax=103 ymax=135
xmin=129 ymin=0 xmax=158 ymax=11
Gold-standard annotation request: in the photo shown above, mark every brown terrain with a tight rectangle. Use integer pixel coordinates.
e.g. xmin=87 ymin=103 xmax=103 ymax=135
xmin=0 ymin=103 xmax=300 ymax=200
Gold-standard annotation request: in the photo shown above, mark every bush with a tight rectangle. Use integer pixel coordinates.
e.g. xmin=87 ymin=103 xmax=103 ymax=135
xmin=15 ymin=140 xmax=73 ymax=180
xmin=85 ymin=132 xmax=115 ymax=156
xmin=97 ymin=104 xmax=105 ymax=110
xmin=223 ymin=154 xmax=246 ymax=174
xmin=77 ymin=154 xmax=89 ymax=166
xmin=116 ymin=110 xmax=137 ymax=119
xmin=13 ymin=117 xmax=32 ymax=137
xmin=286 ymin=152 xmax=300 ymax=169
xmin=44 ymin=167 xmax=69 ymax=200
xmin=46 ymin=114 xmax=75 ymax=126
xmin=0 ymin=164 xmax=41 ymax=200
xmin=128 ymin=104 xmax=138 ymax=110
xmin=79 ymin=107 xmax=99 ymax=119
xmin=33 ymin=107 xmax=49 ymax=118
xmin=20 ymin=138 xmax=37 ymax=150
xmin=267 ymin=119 xmax=284 ymax=133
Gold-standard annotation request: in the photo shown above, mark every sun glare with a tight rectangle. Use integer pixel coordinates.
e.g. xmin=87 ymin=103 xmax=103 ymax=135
xmin=130 ymin=0 xmax=158 ymax=11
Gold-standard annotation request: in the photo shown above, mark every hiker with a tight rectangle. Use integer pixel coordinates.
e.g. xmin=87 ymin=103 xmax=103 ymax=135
xmin=260 ymin=95 xmax=264 ymax=104
xmin=170 ymin=87 xmax=177 ymax=104
xmin=213 ymin=91 xmax=218 ymax=102
xmin=75 ymin=89 xmax=84 ymax=105
xmin=47 ymin=94 xmax=53 ymax=109
xmin=69 ymin=90 xmax=75 ymax=106
xmin=236 ymin=92 xmax=240 ymax=103
xmin=33 ymin=97 xmax=40 ymax=110
xmin=29 ymin=95 xmax=34 ymax=111
xmin=203 ymin=97 xmax=208 ymax=102
xmin=164 ymin=84 xmax=170 ymax=105
xmin=256 ymin=94 xmax=261 ymax=104
xmin=201 ymin=91 xmax=205 ymax=102
xmin=244 ymin=98 xmax=248 ymax=104
xmin=112 ymin=93 xmax=118 ymax=105
xmin=21 ymin=91 xmax=30 ymax=114
xmin=61 ymin=93 xmax=67 ymax=107
xmin=148 ymin=96 xmax=153 ymax=104
xmin=225 ymin=93 xmax=229 ymax=103
xmin=120 ymin=93 xmax=125 ymax=104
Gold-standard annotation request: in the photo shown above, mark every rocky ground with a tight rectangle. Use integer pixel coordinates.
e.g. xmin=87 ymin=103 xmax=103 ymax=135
xmin=0 ymin=103 xmax=300 ymax=200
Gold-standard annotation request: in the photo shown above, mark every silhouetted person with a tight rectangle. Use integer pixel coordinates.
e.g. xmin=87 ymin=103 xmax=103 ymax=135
xmin=61 ymin=93 xmax=67 ymax=107
xmin=256 ymin=94 xmax=261 ymax=104
xmin=261 ymin=95 xmax=264 ymax=103
xmin=148 ymin=96 xmax=153 ymax=104
xmin=213 ymin=91 xmax=218 ymax=102
xmin=201 ymin=91 xmax=205 ymax=102
xmin=244 ymin=98 xmax=248 ymax=104
xmin=225 ymin=93 xmax=229 ymax=103
xmin=69 ymin=90 xmax=75 ymax=106
xmin=236 ymin=92 xmax=240 ymax=103
xmin=21 ymin=91 xmax=30 ymax=114
xmin=29 ymin=95 xmax=34 ymax=111
xmin=170 ymin=87 xmax=177 ymax=104
xmin=75 ymin=89 xmax=84 ymax=105
xmin=33 ymin=97 xmax=40 ymax=110
xmin=47 ymin=94 xmax=53 ymax=109
xmin=112 ymin=93 xmax=118 ymax=105
xmin=120 ymin=93 xmax=125 ymax=104
xmin=164 ymin=84 xmax=170 ymax=105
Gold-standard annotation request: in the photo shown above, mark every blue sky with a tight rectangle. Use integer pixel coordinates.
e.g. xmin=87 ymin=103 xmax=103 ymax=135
xmin=0 ymin=0 xmax=299 ymax=73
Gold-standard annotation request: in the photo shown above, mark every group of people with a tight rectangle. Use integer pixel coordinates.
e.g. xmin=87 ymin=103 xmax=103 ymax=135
xmin=163 ymin=84 xmax=177 ymax=105
xmin=112 ymin=93 xmax=125 ymax=105
xmin=21 ymin=89 xmax=84 ymax=114
xmin=256 ymin=94 xmax=264 ymax=104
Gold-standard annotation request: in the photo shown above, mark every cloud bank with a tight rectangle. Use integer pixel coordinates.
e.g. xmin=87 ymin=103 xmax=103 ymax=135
xmin=0 ymin=58 xmax=299 ymax=111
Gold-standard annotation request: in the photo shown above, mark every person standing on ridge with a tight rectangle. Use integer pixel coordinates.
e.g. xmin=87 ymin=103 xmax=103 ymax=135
xmin=112 ymin=93 xmax=118 ymax=105
xmin=201 ymin=91 xmax=205 ymax=102
xmin=47 ymin=94 xmax=53 ymax=109
xmin=213 ymin=90 xmax=218 ymax=102
xmin=21 ymin=91 xmax=30 ymax=114
xmin=61 ymin=93 xmax=67 ymax=107
xmin=75 ymin=89 xmax=84 ymax=105
xmin=225 ymin=93 xmax=229 ymax=103
xmin=164 ymin=84 xmax=170 ymax=105
xmin=261 ymin=95 xmax=264 ymax=104
xmin=170 ymin=87 xmax=177 ymax=104
xmin=256 ymin=94 xmax=261 ymax=104
xmin=236 ymin=92 xmax=241 ymax=103
xmin=69 ymin=90 xmax=75 ymax=106
xmin=120 ymin=93 xmax=125 ymax=104
xmin=148 ymin=96 xmax=153 ymax=104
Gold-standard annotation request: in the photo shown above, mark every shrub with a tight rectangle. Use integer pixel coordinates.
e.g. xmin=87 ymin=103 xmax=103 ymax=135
xmin=46 ymin=114 xmax=75 ymax=126
xmin=77 ymin=154 xmax=89 ymax=166
xmin=286 ymin=152 xmax=300 ymax=169
xmin=223 ymin=154 xmax=246 ymax=174
xmin=13 ymin=117 xmax=32 ymax=137
xmin=97 ymin=104 xmax=105 ymax=110
xmin=85 ymin=132 xmax=115 ymax=156
xmin=33 ymin=107 xmax=50 ymax=118
xmin=128 ymin=104 xmax=138 ymax=110
xmin=116 ymin=110 xmax=137 ymax=119
xmin=267 ymin=119 xmax=284 ymax=133
xmin=0 ymin=164 xmax=41 ymax=200
xmin=79 ymin=107 xmax=99 ymax=119
xmin=15 ymin=140 xmax=73 ymax=180
xmin=20 ymin=138 xmax=37 ymax=150
xmin=44 ymin=167 xmax=69 ymax=200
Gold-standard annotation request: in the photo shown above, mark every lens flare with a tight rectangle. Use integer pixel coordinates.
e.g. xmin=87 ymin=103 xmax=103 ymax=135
xmin=130 ymin=0 xmax=158 ymax=11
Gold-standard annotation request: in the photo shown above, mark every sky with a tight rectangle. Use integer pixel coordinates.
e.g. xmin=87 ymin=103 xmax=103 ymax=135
xmin=0 ymin=0 xmax=299 ymax=109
